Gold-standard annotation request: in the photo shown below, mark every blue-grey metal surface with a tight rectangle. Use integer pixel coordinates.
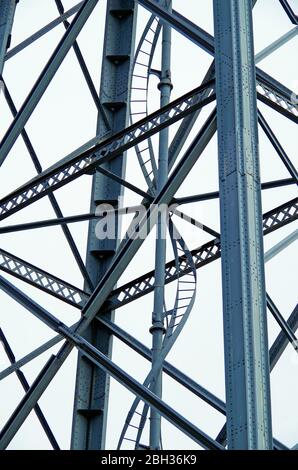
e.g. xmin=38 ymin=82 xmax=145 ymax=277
xmin=0 ymin=0 xmax=17 ymax=74
xmin=213 ymin=0 xmax=273 ymax=449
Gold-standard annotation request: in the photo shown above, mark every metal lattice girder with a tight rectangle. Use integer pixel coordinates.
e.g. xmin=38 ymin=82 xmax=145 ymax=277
xmin=104 ymin=197 xmax=297 ymax=311
xmin=0 ymin=276 xmax=223 ymax=451
xmin=213 ymin=0 xmax=272 ymax=449
xmin=137 ymin=0 xmax=298 ymax=123
xmin=0 ymin=247 xmax=88 ymax=307
xmin=0 ymin=80 xmax=215 ymax=221
xmin=0 ymin=197 xmax=296 ymax=312
xmin=0 ymin=0 xmax=17 ymax=74
xmin=0 ymin=0 xmax=100 ymax=167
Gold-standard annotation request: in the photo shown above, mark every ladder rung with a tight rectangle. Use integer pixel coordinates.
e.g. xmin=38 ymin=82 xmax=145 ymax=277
xmin=135 ymin=61 xmax=148 ymax=68
xmin=132 ymin=74 xmax=147 ymax=79
xmin=139 ymin=49 xmax=151 ymax=57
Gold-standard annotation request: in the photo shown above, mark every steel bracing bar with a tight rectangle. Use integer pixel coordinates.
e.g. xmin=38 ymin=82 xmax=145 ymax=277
xmin=5 ymin=2 xmax=84 ymax=61
xmin=0 ymin=329 xmax=59 ymax=450
xmin=97 ymin=315 xmax=225 ymax=413
xmin=0 ymin=276 xmax=223 ymax=450
xmin=0 ymin=0 xmax=100 ymax=167
xmin=0 ymin=80 xmax=215 ymax=221
xmin=266 ymin=295 xmax=298 ymax=350
xmin=1 ymin=78 xmax=94 ymax=291
xmin=0 ymin=110 xmax=217 ymax=449
xmin=270 ymin=304 xmax=298 ymax=369
xmin=54 ymin=0 xmax=110 ymax=129
xmin=176 ymin=178 xmax=296 ymax=205
xmin=258 ymin=110 xmax=298 ymax=183
xmin=96 ymin=316 xmax=289 ymax=451
xmin=255 ymin=26 xmax=298 ymax=64
xmin=0 ymin=204 xmax=149 ymax=234
xmin=264 ymin=229 xmax=298 ymax=262
xmin=0 ymin=197 xmax=295 ymax=313
xmin=137 ymin=0 xmax=298 ymax=123
xmin=213 ymin=0 xmax=272 ymax=449
xmin=279 ymin=0 xmax=298 ymax=24
xmin=1 ymin=300 xmax=297 ymax=446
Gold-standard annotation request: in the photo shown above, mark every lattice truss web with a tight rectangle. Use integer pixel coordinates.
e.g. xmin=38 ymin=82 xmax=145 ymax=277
xmin=0 ymin=0 xmax=297 ymax=450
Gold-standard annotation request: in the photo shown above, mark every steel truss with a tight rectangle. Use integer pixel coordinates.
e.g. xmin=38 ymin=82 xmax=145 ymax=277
xmin=0 ymin=0 xmax=297 ymax=451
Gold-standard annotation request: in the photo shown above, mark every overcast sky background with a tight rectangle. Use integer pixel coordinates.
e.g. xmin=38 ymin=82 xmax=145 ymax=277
xmin=0 ymin=0 xmax=297 ymax=450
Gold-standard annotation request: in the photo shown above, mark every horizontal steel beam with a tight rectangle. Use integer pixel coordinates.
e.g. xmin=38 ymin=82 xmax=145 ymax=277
xmin=176 ymin=178 xmax=296 ymax=204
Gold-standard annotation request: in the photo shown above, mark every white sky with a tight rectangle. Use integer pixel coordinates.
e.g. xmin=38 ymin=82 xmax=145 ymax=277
xmin=0 ymin=0 xmax=297 ymax=450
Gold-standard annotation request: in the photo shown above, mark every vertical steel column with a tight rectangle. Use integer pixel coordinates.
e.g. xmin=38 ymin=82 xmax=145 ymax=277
xmin=0 ymin=0 xmax=17 ymax=75
xmin=213 ymin=0 xmax=273 ymax=449
xmin=149 ymin=1 xmax=172 ymax=450
xmin=71 ymin=0 xmax=137 ymax=449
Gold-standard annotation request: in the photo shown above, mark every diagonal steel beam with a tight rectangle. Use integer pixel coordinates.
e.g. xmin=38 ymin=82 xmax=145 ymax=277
xmin=5 ymin=2 xmax=84 ymax=61
xmin=0 ymin=275 xmax=223 ymax=450
xmin=0 ymin=110 xmax=217 ymax=449
xmin=258 ymin=110 xmax=298 ymax=183
xmin=0 ymin=328 xmax=59 ymax=449
xmin=279 ymin=0 xmax=298 ymax=24
xmin=1 ymin=78 xmax=94 ymax=290
xmin=54 ymin=0 xmax=110 ymax=130
xmin=0 ymin=81 xmax=215 ymax=221
xmin=0 ymin=0 xmax=100 ymax=167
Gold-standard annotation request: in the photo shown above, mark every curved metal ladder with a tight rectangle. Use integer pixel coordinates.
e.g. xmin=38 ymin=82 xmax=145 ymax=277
xmin=129 ymin=3 xmax=168 ymax=195
xmin=117 ymin=219 xmax=197 ymax=449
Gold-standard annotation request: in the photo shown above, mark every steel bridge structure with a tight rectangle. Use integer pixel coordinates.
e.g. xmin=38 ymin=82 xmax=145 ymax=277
xmin=0 ymin=0 xmax=297 ymax=450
